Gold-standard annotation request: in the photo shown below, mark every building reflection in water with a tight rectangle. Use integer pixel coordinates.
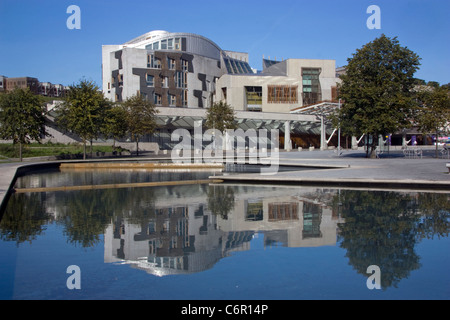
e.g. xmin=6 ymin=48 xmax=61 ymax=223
xmin=104 ymin=185 xmax=344 ymax=276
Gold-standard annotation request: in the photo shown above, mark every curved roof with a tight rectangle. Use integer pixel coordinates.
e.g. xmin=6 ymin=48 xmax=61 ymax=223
xmin=124 ymin=30 xmax=222 ymax=56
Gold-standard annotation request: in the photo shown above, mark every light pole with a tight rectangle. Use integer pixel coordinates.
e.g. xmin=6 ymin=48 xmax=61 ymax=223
xmin=338 ymin=99 xmax=341 ymax=156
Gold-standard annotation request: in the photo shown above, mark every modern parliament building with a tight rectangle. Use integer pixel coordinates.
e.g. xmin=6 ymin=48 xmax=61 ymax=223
xmin=102 ymin=30 xmax=342 ymax=150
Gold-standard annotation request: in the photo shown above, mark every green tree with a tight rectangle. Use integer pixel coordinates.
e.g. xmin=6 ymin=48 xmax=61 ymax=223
xmin=0 ymin=88 xmax=49 ymax=161
xmin=415 ymin=85 xmax=450 ymax=157
xmin=205 ymin=101 xmax=237 ymax=132
xmin=55 ymin=79 xmax=111 ymax=160
xmin=122 ymin=95 xmax=159 ymax=156
xmin=334 ymin=34 xmax=421 ymax=158
xmin=103 ymin=104 xmax=129 ymax=148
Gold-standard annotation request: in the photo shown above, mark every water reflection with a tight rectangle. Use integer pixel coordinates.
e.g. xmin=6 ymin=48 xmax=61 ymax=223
xmin=1 ymin=170 xmax=449 ymax=291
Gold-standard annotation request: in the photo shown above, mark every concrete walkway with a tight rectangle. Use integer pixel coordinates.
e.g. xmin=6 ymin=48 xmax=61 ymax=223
xmin=216 ymin=149 xmax=450 ymax=190
xmin=1 ymin=149 xmax=449 ymax=212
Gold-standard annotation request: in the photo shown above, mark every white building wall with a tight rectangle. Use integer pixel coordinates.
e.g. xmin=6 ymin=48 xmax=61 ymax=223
xmin=216 ymin=59 xmax=339 ymax=114
xmin=102 ymin=45 xmax=122 ymax=101
xmin=121 ymin=48 xmax=147 ymax=100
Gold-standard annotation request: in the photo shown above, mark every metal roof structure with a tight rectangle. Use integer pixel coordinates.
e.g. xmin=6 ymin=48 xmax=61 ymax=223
xmin=290 ymin=100 xmax=341 ymax=117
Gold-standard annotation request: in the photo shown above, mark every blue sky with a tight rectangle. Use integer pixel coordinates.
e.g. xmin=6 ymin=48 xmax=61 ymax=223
xmin=1 ymin=0 xmax=449 ymax=88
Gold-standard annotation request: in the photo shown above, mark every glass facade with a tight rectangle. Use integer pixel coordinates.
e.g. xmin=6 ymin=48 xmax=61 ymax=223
xmin=245 ymin=86 xmax=262 ymax=111
xmin=145 ymin=37 xmax=183 ymax=51
xmin=302 ymin=68 xmax=321 ymax=105
xmin=224 ymin=57 xmax=253 ymax=75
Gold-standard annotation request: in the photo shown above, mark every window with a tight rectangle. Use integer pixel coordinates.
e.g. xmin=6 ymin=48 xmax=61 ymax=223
xmin=175 ymin=71 xmax=187 ymax=88
xmin=222 ymin=88 xmax=227 ymax=101
xmin=167 ymin=38 xmax=173 ymax=50
xmin=174 ymin=38 xmax=181 ymax=50
xmin=268 ymin=202 xmax=299 ymax=222
xmin=168 ymin=58 xmax=176 ymax=70
xmin=154 ymin=94 xmax=162 ymax=105
xmin=161 ymin=39 xmax=167 ymax=50
xmin=147 ymin=54 xmax=161 ymax=69
xmin=302 ymin=68 xmax=321 ymax=105
xmin=267 ymin=85 xmax=298 ymax=104
xmin=182 ymin=59 xmax=188 ymax=71
xmin=168 ymin=93 xmax=176 ymax=106
xmin=153 ymin=41 xmax=159 ymax=50
xmin=182 ymin=90 xmax=188 ymax=106
xmin=245 ymin=86 xmax=262 ymax=111
xmin=146 ymin=74 xmax=154 ymax=87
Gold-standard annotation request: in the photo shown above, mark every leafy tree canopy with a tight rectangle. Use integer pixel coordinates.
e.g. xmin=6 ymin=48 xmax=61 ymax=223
xmin=0 ymin=88 xmax=49 ymax=161
xmin=205 ymin=101 xmax=237 ymax=132
xmin=55 ymin=79 xmax=111 ymax=159
xmin=121 ymin=95 xmax=159 ymax=156
xmin=334 ymin=34 xmax=421 ymax=157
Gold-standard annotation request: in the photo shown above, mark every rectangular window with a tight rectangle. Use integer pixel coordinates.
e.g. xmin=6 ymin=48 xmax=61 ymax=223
xmin=245 ymin=86 xmax=262 ymax=111
xmin=267 ymin=85 xmax=298 ymax=104
xmin=302 ymin=68 xmax=321 ymax=105
xmin=168 ymin=58 xmax=176 ymax=70
xmin=167 ymin=38 xmax=173 ymax=50
xmin=174 ymin=38 xmax=181 ymax=50
xmin=161 ymin=39 xmax=167 ymax=50
xmin=146 ymin=74 xmax=154 ymax=87
xmin=148 ymin=54 xmax=161 ymax=69
xmin=153 ymin=42 xmax=159 ymax=50
xmin=182 ymin=59 xmax=188 ymax=72
xmin=154 ymin=94 xmax=161 ymax=105
xmin=168 ymin=93 xmax=176 ymax=106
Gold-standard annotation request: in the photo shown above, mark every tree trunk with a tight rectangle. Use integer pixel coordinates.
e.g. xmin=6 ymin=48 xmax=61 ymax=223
xmin=367 ymin=134 xmax=377 ymax=159
xmin=136 ymin=139 xmax=139 ymax=157
xmin=19 ymin=142 xmax=23 ymax=162
xmin=435 ymin=130 xmax=439 ymax=158
xmin=83 ymin=140 xmax=86 ymax=160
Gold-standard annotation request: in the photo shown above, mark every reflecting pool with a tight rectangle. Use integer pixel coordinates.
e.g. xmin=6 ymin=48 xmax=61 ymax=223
xmin=0 ymin=168 xmax=449 ymax=300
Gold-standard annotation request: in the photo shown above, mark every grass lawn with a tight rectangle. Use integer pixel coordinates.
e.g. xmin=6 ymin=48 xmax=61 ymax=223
xmin=0 ymin=142 xmax=126 ymax=159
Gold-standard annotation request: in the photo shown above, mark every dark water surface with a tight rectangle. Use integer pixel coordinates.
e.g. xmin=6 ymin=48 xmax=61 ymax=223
xmin=0 ymin=168 xmax=449 ymax=300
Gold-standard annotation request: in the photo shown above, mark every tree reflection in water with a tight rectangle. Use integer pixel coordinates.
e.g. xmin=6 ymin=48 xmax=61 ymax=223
xmin=334 ymin=190 xmax=449 ymax=290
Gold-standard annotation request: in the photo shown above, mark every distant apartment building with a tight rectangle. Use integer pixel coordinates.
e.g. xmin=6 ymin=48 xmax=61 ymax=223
xmin=38 ymin=82 xmax=68 ymax=97
xmin=0 ymin=75 xmax=6 ymax=92
xmin=5 ymin=77 xmax=40 ymax=94
xmin=1 ymin=76 xmax=68 ymax=97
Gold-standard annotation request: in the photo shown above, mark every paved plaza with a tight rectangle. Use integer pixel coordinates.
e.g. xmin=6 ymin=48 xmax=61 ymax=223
xmin=217 ymin=148 xmax=450 ymax=190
